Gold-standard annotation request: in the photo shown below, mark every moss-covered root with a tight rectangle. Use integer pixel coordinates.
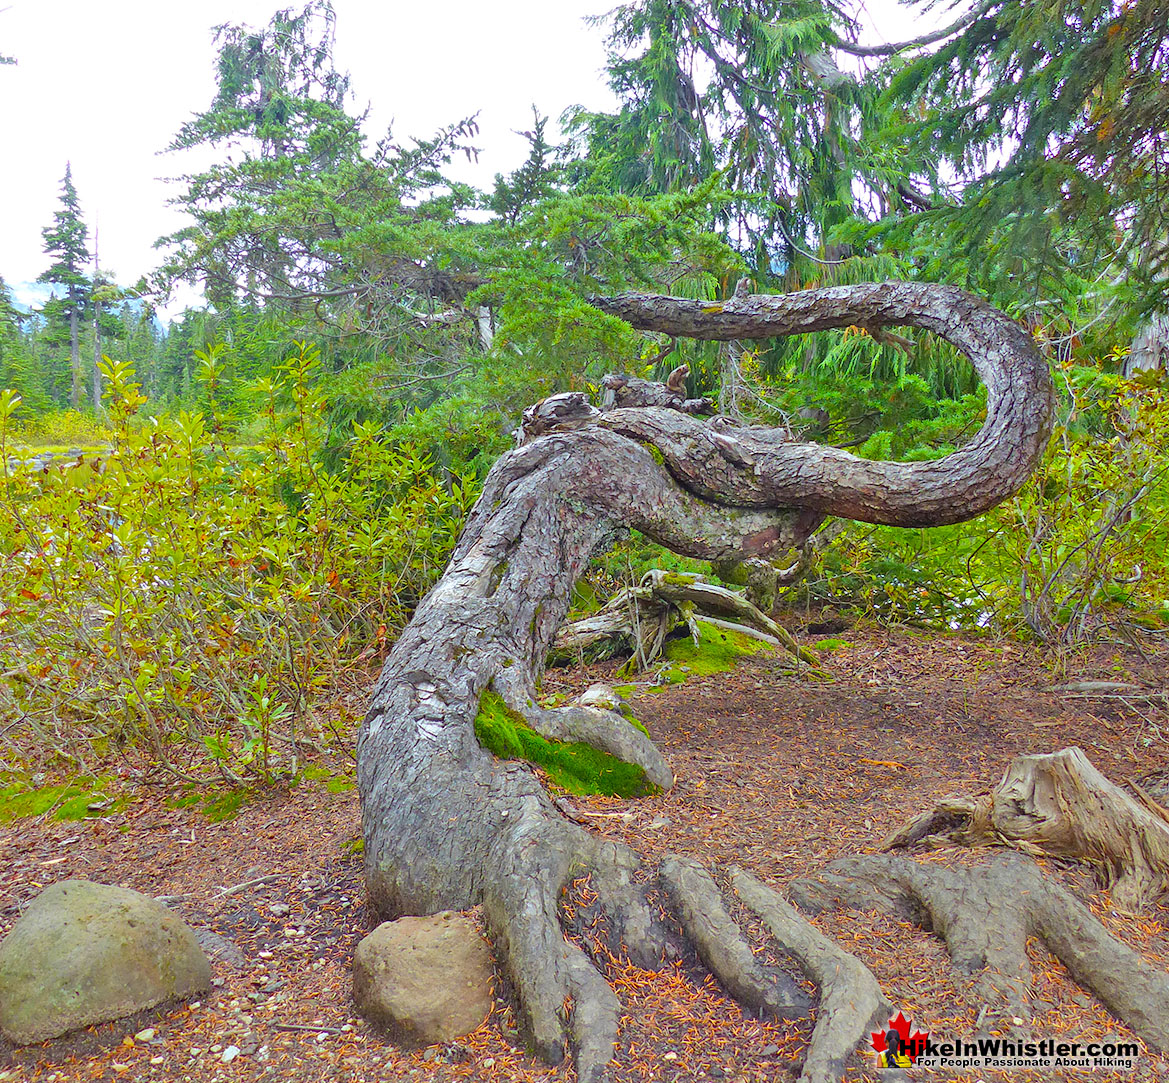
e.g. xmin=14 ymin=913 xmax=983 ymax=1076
xmin=475 ymin=686 xmax=672 ymax=797
xmin=650 ymin=618 xmax=828 ymax=688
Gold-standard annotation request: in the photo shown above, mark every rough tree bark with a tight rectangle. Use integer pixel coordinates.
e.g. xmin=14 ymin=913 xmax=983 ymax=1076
xmin=357 ymin=282 xmax=1054 ymax=1080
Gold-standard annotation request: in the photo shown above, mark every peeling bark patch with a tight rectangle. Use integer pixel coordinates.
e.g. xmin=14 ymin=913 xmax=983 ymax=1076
xmin=472 ymin=690 xmax=658 ymax=798
xmin=742 ymin=525 xmax=783 ymax=556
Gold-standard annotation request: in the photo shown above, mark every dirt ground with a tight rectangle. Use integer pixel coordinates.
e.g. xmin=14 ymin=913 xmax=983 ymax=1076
xmin=2 ymin=625 xmax=1168 ymax=1083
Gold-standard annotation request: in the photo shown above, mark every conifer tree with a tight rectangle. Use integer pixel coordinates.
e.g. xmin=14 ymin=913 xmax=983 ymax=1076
xmin=566 ymin=0 xmax=877 ymax=278
xmin=0 ymin=277 xmax=47 ymax=412
xmin=38 ymin=163 xmax=91 ymax=409
xmin=864 ymin=0 xmax=1169 ymax=315
xmin=159 ymin=2 xmax=477 ymax=314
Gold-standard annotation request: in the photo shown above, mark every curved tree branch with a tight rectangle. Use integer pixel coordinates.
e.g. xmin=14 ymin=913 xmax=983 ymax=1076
xmin=830 ymin=0 xmax=998 ymax=59
xmin=592 ymin=282 xmax=1054 ymax=526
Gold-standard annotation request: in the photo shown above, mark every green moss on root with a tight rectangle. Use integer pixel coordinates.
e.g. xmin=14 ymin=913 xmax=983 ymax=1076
xmin=646 ymin=620 xmax=775 ymax=690
xmin=474 ymin=690 xmax=657 ymax=798
xmin=617 ymin=702 xmax=651 ymax=736
xmin=638 ymin=440 xmax=667 ymax=467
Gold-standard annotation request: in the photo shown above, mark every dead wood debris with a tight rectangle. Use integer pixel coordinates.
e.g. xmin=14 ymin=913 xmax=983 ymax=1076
xmin=884 ymin=746 xmax=1169 ymax=909
xmin=554 ymin=568 xmax=826 ymax=675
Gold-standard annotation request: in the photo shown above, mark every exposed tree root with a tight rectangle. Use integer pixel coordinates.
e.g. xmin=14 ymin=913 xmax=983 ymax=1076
xmin=789 ymin=853 xmax=1169 ymax=1052
xmin=481 ymin=819 xmax=647 ymax=1079
xmin=884 ymin=747 xmax=1169 ymax=909
xmin=483 ymin=834 xmax=895 ymax=1082
xmin=729 ymin=866 xmax=892 ymax=1083
xmin=659 ymin=854 xmax=812 ymax=1020
xmin=494 ymin=677 xmax=675 ymax=791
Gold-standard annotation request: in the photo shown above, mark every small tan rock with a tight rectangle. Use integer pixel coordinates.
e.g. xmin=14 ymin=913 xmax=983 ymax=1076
xmin=352 ymin=911 xmax=492 ymax=1045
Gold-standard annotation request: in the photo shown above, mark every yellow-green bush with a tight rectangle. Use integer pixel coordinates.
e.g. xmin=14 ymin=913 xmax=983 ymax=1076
xmin=6 ymin=409 xmax=114 ymax=449
xmin=0 ymin=344 xmax=475 ymax=780
xmin=811 ymin=366 xmax=1169 ymax=646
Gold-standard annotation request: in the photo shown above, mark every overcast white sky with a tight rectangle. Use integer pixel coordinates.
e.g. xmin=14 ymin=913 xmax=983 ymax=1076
xmin=0 ymin=0 xmax=921 ymax=314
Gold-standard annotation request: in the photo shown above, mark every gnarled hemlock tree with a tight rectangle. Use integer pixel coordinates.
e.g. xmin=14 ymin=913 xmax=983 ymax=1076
xmin=357 ymin=281 xmax=1054 ymax=1081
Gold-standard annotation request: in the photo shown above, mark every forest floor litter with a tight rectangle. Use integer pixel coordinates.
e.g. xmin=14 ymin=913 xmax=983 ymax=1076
xmin=2 ymin=625 xmax=1168 ymax=1083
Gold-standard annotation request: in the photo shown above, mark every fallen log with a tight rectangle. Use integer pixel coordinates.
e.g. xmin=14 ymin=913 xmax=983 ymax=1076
xmin=553 ymin=568 xmax=825 ymax=674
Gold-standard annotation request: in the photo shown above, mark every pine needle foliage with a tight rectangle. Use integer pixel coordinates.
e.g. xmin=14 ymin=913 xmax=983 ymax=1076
xmin=865 ymin=0 xmax=1169 ymax=315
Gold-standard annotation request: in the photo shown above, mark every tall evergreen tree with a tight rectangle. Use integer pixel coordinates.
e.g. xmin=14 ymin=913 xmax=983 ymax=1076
xmin=860 ymin=0 xmax=1169 ymax=317
xmin=158 ymin=2 xmax=481 ymax=346
xmin=38 ymin=163 xmax=91 ymax=410
xmin=565 ymin=0 xmax=879 ymax=280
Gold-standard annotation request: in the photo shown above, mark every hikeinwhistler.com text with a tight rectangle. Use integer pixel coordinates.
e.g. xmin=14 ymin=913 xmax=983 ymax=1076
xmin=912 ymin=1036 xmax=1140 ymax=1071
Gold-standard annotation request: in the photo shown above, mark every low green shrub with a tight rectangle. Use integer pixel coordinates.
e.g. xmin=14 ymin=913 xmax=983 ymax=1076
xmin=0 ymin=344 xmax=475 ymax=781
xmin=805 ymin=367 xmax=1169 ymax=647
xmin=6 ymin=409 xmax=114 ymax=449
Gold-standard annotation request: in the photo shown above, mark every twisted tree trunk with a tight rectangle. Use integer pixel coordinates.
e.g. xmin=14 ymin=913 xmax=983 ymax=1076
xmin=357 ymin=282 xmax=1054 ymax=1080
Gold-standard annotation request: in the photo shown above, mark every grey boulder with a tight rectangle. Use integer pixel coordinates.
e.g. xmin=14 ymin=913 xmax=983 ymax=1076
xmin=0 ymin=879 xmax=211 ymax=1044
xmin=352 ymin=911 xmax=493 ymax=1045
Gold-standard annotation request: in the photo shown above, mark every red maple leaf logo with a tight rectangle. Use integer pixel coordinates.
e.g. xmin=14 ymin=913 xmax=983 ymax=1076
xmin=870 ymin=1011 xmax=929 ymax=1065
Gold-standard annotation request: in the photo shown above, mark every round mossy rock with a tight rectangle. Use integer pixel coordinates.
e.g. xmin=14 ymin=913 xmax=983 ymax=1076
xmin=0 ymin=879 xmax=212 ymax=1044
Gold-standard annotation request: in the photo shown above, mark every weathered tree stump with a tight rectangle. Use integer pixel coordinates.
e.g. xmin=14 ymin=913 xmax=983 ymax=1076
xmin=885 ymin=746 xmax=1169 ymax=909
